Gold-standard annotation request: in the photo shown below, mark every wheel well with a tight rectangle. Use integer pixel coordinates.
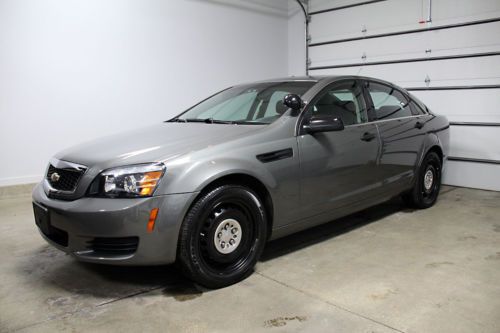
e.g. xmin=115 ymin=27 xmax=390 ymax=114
xmin=198 ymin=174 xmax=274 ymax=239
xmin=427 ymin=145 xmax=443 ymax=164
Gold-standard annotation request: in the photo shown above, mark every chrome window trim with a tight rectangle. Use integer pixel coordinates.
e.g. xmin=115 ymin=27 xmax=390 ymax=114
xmin=345 ymin=115 xmax=424 ymax=128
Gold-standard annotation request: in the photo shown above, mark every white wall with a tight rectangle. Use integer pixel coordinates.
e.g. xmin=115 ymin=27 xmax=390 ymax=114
xmin=307 ymin=0 xmax=500 ymax=191
xmin=287 ymin=1 xmax=307 ymax=76
xmin=0 ymin=0 xmax=289 ymax=186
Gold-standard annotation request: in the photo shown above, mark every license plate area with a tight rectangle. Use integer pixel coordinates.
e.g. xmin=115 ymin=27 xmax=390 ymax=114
xmin=33 ymin=202 xmax=69 ymax=247
xmin=33 ymin=202 xmax=50 ymax=235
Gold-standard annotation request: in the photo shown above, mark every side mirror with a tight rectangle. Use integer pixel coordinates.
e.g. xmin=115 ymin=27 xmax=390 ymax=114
xmin=283 ymin=94 xmax=303 ymax=111
xmin=303 ymin=116 xmax=344 ymax=134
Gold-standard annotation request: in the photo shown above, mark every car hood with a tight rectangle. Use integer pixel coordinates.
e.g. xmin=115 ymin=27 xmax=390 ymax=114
xmin=55 ymin=122 xmax=265 ymax=170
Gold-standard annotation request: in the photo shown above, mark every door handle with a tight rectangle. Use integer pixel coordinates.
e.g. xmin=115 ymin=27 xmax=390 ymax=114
xmin=361 ymin=132 xmax=376 ymax=142
xmin=415 ymin=121 xmax=424 ymax=129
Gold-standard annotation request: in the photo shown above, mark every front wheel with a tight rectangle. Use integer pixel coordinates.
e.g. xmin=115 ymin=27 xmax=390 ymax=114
xmin=177 ymin=185 xmax=267 ymax=288
xmin=403 ymin=151 xmax=442 ymax=209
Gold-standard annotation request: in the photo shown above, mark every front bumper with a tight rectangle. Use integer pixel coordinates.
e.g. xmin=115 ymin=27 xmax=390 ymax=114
xmin=32 ymin=183 xmax=197 ymax=265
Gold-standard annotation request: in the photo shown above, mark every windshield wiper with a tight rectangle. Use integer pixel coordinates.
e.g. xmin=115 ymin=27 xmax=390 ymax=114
xmin=176 ymin=118 xmax=236 ymax=124
xmin=170 ymin=118 xmax=266 ymax=125
xmin=233 ymin=120 xmax=268 ymax=125
xmin=169 ymin=118 xmax=186 ymax=122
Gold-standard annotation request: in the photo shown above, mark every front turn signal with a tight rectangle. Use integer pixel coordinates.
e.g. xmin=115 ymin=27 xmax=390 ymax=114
xmin=147 ymin=208 xmax=159 ymax=233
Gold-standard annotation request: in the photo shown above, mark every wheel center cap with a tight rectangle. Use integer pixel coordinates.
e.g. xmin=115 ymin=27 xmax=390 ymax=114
xmin=424 ymin=169 xmax=434 ymax=191
xmin=214 ymin=218 xmax=242 ymax=254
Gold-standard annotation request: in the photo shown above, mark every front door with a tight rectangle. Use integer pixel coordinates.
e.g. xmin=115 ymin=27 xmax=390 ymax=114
xmin=297 ymin=80 xmax=380 ymax=219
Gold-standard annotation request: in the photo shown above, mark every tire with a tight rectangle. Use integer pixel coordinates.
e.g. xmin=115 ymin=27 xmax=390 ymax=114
xmin=177 ymin=184 xmax=267 ymax=288
xmin=403 ymin=151 xmax=442 ymax=209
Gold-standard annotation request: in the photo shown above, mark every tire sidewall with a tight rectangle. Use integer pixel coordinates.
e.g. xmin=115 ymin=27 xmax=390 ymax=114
xmin=414 ymin=152 xmax=442 ymax=208
xmin=178 ymin=185 xmax=267 ymax=288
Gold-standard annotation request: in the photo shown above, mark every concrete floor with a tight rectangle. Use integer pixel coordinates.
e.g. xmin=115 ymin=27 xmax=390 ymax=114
xmin=0 ymin=186 xmax=499 ymax=332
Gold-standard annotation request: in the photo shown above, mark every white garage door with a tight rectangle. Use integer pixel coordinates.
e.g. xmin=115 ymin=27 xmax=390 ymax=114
xmin=307 ymin=0 xmax=500 ymax=191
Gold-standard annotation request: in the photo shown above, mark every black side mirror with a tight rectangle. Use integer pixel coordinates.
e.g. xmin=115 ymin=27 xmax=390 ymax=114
xmin=303 ymin=116 xmax=344 ymax=134
xmin=283 ymin=94 xmax=303 ymax=111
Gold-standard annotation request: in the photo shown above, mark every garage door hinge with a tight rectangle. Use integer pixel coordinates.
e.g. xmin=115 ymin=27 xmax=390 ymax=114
xmin=425 ymin=75 xmax=431 ymax=86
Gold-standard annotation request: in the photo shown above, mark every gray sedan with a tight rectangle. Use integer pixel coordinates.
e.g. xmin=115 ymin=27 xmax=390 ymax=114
xmin=32 ymin=76 xmax=449 ymax=288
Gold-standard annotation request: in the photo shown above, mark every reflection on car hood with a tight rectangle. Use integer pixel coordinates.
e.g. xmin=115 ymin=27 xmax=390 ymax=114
xmin=55 ymin=122 xmax=264 ymax=170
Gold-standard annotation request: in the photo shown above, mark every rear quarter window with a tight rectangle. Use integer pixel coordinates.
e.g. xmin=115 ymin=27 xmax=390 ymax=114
xmin=409 ymin=100 xmax=427 ymax=115
xmin=366 ymin=82 xmax=412 ymax=120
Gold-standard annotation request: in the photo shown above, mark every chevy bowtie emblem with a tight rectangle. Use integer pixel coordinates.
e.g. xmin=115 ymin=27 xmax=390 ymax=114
xmin=51 ymin=173 xmax=61 ymax=182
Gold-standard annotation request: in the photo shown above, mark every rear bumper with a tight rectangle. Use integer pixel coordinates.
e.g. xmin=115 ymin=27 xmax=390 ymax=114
xmin=32 ymin=183 xmax=197 ymax=265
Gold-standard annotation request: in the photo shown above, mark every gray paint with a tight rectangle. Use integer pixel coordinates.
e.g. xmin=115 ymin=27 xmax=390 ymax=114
xmin=33 ymin=76 xmax=450 ymax=265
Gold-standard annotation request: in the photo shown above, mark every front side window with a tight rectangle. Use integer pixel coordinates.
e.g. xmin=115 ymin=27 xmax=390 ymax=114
xmin=175 ymin=82 xmax=315 ymax=125
xmin=310 ymin=80 xmax=367 ymax=125
xmin=367 ymin=82 xmax=412 ymax=120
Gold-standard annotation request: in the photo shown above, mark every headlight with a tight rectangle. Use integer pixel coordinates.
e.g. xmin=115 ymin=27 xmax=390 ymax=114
xmin=89 ymin=163 xmax=166 ymax=198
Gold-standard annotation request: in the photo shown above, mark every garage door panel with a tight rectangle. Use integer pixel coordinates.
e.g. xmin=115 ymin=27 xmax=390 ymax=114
xmin=309 ymin=2 xmax=500 ymax=45
xmin=310 ymin=33 xmax=428 ymax=67
xmin=427 ymin=21 xmax=500 ymax=57
xmin=448 ymin=126 xmax=500 ymax=161
xmin=433 ymin=0 xmax=500 ymax=23
xmin=310 ymin=21 xmax=500 ymax=67
xmin=411 ymin=90 xmax=500 ymax=123
xmin=443 ymin=161 xmax=500 ymax=191
xmin=309 ymin=0 xmax=421 ymax=44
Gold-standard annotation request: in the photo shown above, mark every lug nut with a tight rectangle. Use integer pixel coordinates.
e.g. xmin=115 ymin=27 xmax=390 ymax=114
xmin=231 ymin=228 xmax=237 ymax=234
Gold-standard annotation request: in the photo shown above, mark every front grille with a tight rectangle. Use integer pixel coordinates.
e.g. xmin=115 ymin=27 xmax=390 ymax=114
xmin=87 ymin=237 xmax=139 ymax=256
xmin=46 ymin=164 xmax=85 ymax=192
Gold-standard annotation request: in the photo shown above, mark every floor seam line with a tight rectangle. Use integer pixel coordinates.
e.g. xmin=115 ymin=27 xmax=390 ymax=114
xmin=256 ymin=271 xmax=406 ymax=333
xmin=95 ymin=285 xmax=164 ymax=307
xmin=12 ymin=285 xmax=165 ymax=332
xmin=441 ymin=186 xmax=459 ymax=195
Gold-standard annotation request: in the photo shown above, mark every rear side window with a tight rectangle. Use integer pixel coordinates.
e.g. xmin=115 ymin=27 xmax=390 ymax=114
xmin=366 ymin=82 xmax=412 ymax=120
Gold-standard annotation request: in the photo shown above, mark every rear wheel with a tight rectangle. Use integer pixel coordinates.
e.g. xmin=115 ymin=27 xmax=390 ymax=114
xmin=177 ymin=185 xmax=267 ymax=288
xmin=403 ymin=151 xmax=442 ymax=209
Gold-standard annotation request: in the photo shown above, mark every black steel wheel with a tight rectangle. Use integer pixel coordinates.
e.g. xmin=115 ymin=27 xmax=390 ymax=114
xmin=177 ymin=184 xmax=267 ymax=288
xmin=403 ymin=151 xmax=442 ymax=209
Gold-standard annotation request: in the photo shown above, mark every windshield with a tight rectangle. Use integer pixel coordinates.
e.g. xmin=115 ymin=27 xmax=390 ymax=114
xmin=173 ymin=81 xmax=315 ymax=125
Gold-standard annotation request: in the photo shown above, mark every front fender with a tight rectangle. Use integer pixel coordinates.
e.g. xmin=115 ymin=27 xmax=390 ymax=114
xmin=157 ymin=138 xmax=302 ymax=231
xmin=165 ymin=157 xmax=277 ymax=194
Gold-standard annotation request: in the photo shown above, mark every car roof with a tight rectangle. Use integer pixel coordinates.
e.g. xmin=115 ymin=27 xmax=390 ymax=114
xmin=253 ymin=75 xmax=397 ymax=86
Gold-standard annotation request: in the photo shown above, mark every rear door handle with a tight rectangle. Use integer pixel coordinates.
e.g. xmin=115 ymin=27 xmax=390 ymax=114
xmin=361 ymin=132 xmax=376 ymax=142
xmin=415 ymin=121 xmax=424 ymax=129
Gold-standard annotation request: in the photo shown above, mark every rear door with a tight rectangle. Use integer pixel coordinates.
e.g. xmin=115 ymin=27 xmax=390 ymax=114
xmin=363 ymin=80 xmax=428 ymax=195
xmin=297 ymin=79 xmax=380 ymax=219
